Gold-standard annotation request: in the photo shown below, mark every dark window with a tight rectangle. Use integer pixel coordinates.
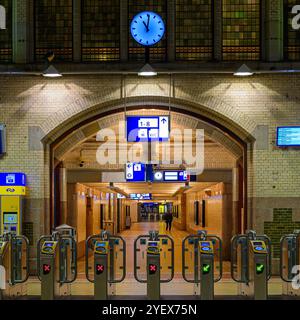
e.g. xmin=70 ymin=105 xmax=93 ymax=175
xmin=176 ymin=0 xmax=213 ymax=61
xmin=82 ymin=0 xmax=120 ymax=61
xmin=128 ymin=0 xmax=167 ymax=62
xmin=35 ymin=0 xmax=73 ymax=62
xmin=0 ymin=0 xmax=12 ymax=63
xmin=222 ymin=0 xmax=261 ymax=61
xmin=284 ymin=0 xmax=300 ymax=61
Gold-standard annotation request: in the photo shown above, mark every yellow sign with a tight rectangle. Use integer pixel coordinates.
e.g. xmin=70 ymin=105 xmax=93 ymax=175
xmin=0 ymin=186 xmax=26 ymax=195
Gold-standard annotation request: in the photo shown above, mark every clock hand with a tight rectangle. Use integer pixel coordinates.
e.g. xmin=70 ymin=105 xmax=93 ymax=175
xmin=146 ymin=14 xmax=150 ymax=29
xmin=142 ymin=21 xmax=149 ymax=32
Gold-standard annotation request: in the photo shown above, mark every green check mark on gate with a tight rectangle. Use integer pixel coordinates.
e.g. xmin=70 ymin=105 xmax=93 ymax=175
xmin=256 ymin=264 xmax=264 ymax=274
xmin=202 ymin=264 xmax=211 ymax=274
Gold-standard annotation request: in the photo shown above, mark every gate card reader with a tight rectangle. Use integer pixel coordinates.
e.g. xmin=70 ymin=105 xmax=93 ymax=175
xmin=250 ymin=241 xmax=268 ymax=254
xmin=94 ymin=241 xmax=109 ymax=255
xmin=41 ymin=241 xmax=58 ymax=255
xmin=199 ymin=241 xmax=214 ymax=254
xmin=147 ymin=241 xmax=160 ymax=255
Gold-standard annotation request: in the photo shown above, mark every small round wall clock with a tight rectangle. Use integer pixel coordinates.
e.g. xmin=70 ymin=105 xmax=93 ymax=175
xmin=130 ymin=11 xmax=165 ymax=46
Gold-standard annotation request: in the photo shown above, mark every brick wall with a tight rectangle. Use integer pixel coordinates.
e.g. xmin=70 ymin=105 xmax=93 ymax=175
xmin=0 ymin=74 xmax=300 ymax=241
xmin=264 ymin=208 xmax=300 ymax=258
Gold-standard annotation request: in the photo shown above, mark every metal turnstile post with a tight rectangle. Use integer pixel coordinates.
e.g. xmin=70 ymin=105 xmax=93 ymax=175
xmin=134 ymin=231 xmax=174 ymax=300
xmin=231 ymin=231 xmax=271 ymax=300
xmin=182 ymin=233 xmax=222 ymax=300
xmin=86 ymin=233 xmax=126 ymax=300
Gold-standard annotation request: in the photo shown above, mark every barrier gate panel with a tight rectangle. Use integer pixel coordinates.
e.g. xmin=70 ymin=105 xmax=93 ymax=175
xmin=58 ymin=236 xmax=77 ymax=284
xmin=183 ymin=235 xmax=222 ymax=283
xmin=11 ymin=236 xmax=29 ymax=285
xmin=134 ymin=235 xmax=174 ymax=283
xmin=86 ymin=236 xmax=126 ymax=283
xmin=231 ymin=235 xmax=248 ymax=283
xmin=280 ymin=235 xmax=298 ymax=282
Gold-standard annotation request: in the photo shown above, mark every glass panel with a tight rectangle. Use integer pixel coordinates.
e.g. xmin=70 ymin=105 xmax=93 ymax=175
xmin=82 ymin=0 xmax=120 ymax=62
xmin=222 ymin=0 xmax=261 ymax=61
xmin=176 ymin=0 xmax=213 ymax=61
xmin=0 ymin=0 xmax=12 ymax=63
xmin=285 ymin=0 xmax=300 ymax=61
xmin=35 ymin=0 xmax=73 ymax=62
xmin=128 ymin=0 xmax=167 ymax=62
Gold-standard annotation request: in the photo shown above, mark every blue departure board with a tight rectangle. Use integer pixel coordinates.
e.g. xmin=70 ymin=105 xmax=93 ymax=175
xmin=277 ymin=127 xmax=300 ymax=147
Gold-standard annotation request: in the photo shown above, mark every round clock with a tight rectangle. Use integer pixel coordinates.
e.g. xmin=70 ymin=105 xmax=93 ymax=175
xmin=130 ymin=11 xmax=165 ymax=46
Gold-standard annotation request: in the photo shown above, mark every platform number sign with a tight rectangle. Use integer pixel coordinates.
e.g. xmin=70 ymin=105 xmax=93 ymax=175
xmin=126 ymin=116 xmax=170 ymax=142
xmin=96 ymin=264 xmax=105 ymax=275
xmin=149 ymin=264 xmax=158 ymax=275
xmin=256 ymin=263 xmax=265 ymax=275
xmin=202 ymin=264 xmax=211 ymax=275
xmin=126 ymin=162 xmax=146 ymax=182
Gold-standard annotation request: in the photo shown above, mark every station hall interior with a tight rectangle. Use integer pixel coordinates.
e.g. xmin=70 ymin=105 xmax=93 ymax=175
xmin=1 ymin=0 xmax=300 ymax=301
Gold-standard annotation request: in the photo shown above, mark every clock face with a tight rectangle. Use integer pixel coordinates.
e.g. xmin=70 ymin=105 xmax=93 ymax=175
xmin=130 ymin=11 xmax=165 ymax=46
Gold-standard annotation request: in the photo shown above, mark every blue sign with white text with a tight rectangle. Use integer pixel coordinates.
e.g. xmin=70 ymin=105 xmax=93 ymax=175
xmin=0 ymin=173 xmax=26 ymax=186
xmin=125 ymin=163 xmax=146 ymax=182
xmin=153 ymin=170 xmax=189 ymax=182
xmin=277 ymin=127 xmax=300 ymax=147
xmin=130 ymin=193 xmax=152 ymax=200
xmin=126 ymin=116 xmax=170 ymax=142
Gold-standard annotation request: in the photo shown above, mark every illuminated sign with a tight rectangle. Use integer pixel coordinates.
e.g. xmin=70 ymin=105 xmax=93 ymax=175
xmin=96 ymin=264 xmax=105 ymax=275
xmin=0 ymin=6 xmax=5 ymax=30
xmin=153 ymin=170 xmax=189 ymax=182
xmin=277 ymin=127 xmax=300 ymax=147
xmin=130 ymin=193 xmax=152 ymax=200
xmin=149 ymin=264 xmax=158 ymax=275
xmin=256 ymin=264 xmax=265 ymax=275
xmin=43 ymin=264 xmax=51 ymax=275
xmin=292 ymin=5 xmax=300 ymax=30
xmin=126 ymin=116 xmax=170 ymax=142
xmin=125 ymin=162 xmax=146 ymax=182
xmin=202 ymin=264 xmax=211 ymax=275
xmin=0 ymin=173 xmax=26 ymax=186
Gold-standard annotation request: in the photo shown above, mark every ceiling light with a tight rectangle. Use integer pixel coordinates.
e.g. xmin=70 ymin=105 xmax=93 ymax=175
xmin=234 ymin=64 xmax=254 ymax=77
xmin=138 ymin=63 xmax=157 ymax=77
xmin=43 ymin=65 xmax=62 ymax=78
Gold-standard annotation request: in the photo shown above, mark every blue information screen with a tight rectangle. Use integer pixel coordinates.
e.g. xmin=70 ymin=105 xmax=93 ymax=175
xmin=0 ymin=173 xmax=26 ymax=186
xmin=126 ymin=116 xmax=170 ymax=142
xmin=277 ymin=127 xmax=300 ymax=147
xmin=130 ymin=193 xmax=152 ymax=200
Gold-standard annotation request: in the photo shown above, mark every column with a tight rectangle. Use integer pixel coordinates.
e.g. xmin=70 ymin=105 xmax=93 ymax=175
xmin=120 ymin=0 xmax=128 ymax=62
xmin=167 ymin=0 xmax=175 ymax=62
xmin=73 ymin=0 xmax=82 ymax=62
xmin=213 ymin=0 xmax=222 ymax=61
xmin=264 ymin=0 xmax=284 ymax=61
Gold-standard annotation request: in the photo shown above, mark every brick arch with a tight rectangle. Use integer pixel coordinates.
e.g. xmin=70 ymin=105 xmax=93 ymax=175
xmin=54 ymin=111 xmax=243 ymax=162
xmin=41 ymin=95 xmax=257 ymax=146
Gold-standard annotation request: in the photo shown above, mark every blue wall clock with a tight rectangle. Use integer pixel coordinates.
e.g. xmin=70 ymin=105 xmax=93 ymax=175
xmin=130 ymin=11 xmax=165 ymax=46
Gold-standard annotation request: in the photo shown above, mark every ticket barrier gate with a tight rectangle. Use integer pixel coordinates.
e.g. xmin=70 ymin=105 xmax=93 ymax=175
xmin=37 ymin=225 xmax=77 ymax=300
xmin=134 ymin=231 xmax=174 ymax=300
xmin=182 ymin=230 xmax=222 ymax=300
xmin=280 ymin=230 xmax=300 ymax=296
xmin=231 ymin=230 xmax=271 ymax=300
xmin=85 ymin=231 xmax=126 ymax=300
xmin=0 ymin=233 xmax=29 ymax=299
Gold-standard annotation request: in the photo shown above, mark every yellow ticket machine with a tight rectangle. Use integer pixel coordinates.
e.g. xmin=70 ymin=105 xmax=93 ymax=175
xmin=0 ymin=173 xmax=26 ymax=236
